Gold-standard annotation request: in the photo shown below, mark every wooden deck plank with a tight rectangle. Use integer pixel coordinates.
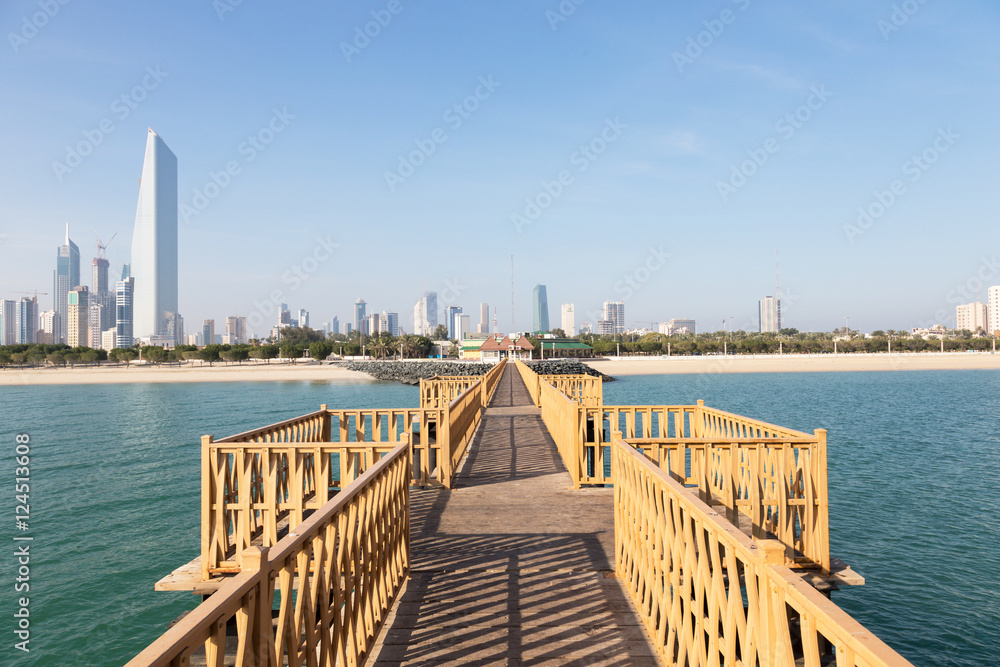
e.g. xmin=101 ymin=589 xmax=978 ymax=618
xmin=370 ymin=366 xmax=661 ymax=666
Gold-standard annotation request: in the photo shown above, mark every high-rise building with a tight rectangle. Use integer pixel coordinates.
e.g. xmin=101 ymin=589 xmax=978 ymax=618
xmin=226 ymin=316 xmax=247 ymax=344
xmin=115 ymin=277 xmax=135 ymax=348
xmin=202 ymin=319 xmax=215 ymax=346
xmin=100 ymin=328 xmax=117 ymax=351
xmin=345 ymin=323 xmax=353 ymax=335
xmin=561 ymin=303 xmax=575 ymax=336
xmin=596 ymin=319 xmax=615 ymax=336
xmin=446 ymin=305 xmax=462 ymax=340
xmin=0 ymin=300 xmax=16 ymax=345
xmin=67 ymin=286 xmax=89 ymax=347
xmin=53 ymin=225 xmax=80 ymax=344
xmin=92 ymin=256 xmax=110 ymax=294
xmin=458 ymin=314 xmax=471 ymax=340
xmin=380 ymin=311 xmax=400 ymax=337
xmin=279 ymin=303 xmax=291 ymax=326
xmin=666 ymin=318 xmax=697 ymax=335
xmin=130 ymin=128 xmax=178 ymax=340
xmin=298 ymin=308 xmax=309 ymax=330
xmin=478 ymin=302 xmax=489 ymax=334
xmin=164 ymin=312 xmax=183 ymax=344
xmin=355 ymin=299 xmax=367 ymax=336
xmin=956 ymin=302 xmax=989 ymax=333
xmin=602 ymin=301 xmax=625 ymax=335
xmin=17 ymin=297 xmax=38 ymax=344
xmin=759 ymin=296 xmax=779 ymax=333
xmin=87 ymin=302 xmax=110 ymax=350
xmin=532 ymin=284 xmax=550 ymax=333
xmin=331 ymin=316 xmax=339 ymax=335
xmin=413 ymin=291 xmax=438 ymax=336
xmin=366 ymin=313 xmax=381 ymax=336
xmin=38 ymin=310 xmax=58 ymax=344
xmin=984 ymin=285 xmax=999 ymax=336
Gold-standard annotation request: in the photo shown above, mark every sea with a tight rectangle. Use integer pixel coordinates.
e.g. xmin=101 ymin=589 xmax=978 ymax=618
xmin=0 ymin=370 xmax=997 ymax=666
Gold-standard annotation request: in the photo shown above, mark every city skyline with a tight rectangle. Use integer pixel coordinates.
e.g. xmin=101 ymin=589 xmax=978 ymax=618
xmin=2 ymin=4 xmax=999 ymax=334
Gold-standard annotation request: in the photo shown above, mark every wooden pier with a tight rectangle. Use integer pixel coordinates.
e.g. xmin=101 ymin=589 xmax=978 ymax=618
xmin=370 ymin=366 xmax=659 ymax=665
xmin=127 ymin=358 xmax=914 ymax=667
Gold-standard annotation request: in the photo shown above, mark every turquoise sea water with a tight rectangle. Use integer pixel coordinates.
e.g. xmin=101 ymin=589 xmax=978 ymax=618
xmin=1 ymin=370 xmax=997 ymax=665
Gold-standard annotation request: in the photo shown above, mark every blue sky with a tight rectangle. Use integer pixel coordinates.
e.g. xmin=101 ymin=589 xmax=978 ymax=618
xmin=2 ymin=0 xmax=998 ymax=337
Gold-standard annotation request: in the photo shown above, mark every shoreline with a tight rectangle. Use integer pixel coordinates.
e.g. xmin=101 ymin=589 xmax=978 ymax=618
xmin=2 ymin=352 xmax=999 ymax=386
xmin=0 ymin=361 xmax=375 ymax=386
xmin=582 ymin=352 xmax=1000 ymax=376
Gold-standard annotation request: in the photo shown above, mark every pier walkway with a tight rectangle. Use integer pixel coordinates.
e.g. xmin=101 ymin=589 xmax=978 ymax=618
xmin=128 ymin=357 xmax=915 ymax=667
xmin=370 ymin=366 xmax=659 ymax=665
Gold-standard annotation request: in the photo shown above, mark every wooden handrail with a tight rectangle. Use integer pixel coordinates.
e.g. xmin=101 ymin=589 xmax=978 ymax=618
xmin=612 ymin=434 xmax=912 ymax=667
xmin=130 ymin=438 xmax=411 ymax=667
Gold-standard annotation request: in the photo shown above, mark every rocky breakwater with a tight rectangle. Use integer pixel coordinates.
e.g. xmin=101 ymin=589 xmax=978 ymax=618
xmin=524 ymin=359 xmax=616 ymax=382
xmin=334 ymin=360 xmax=497 ymax=385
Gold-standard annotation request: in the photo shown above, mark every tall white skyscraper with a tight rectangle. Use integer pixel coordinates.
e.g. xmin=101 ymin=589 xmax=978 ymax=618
xmin=561 ymin=303 xmax=575 ymax=336
xmin=53 ymin=225 xmax=80 ymax=344
xmin=759 ymin=296 xmax=779 ymax=333
xmin=413 ymin=291 xmax=438 ymax=336
xmin=988 ymin=285 xmax=1000 ymax=335
xmin=130 ymin=128 xmax=178 ymax=340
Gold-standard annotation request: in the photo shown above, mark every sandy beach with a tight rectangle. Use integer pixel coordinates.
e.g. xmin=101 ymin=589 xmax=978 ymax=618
xmin=0 ymin=361 xmax=374 ymax=386
xmin=583 ymin=352 xmax=1000 ymax=376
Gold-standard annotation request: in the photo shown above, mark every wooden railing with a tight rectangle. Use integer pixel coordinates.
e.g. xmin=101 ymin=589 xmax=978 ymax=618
xmin=129 ymin=439 xmax=411 ymax=667
xmin=540 ymin=374 xmax=603 ymax=406
xmin=201 ymin=365 xmax=508 ymax=578
xmin=419 ymin=359 xmax=506 ymax=409
xmin=202 ymin=407 xmax=442 ymax=578
xmin=536 ymin=376 xmax=582 ymax=485
xmin=515 ymin=360 xmax=542 ymax=405
xmin=420 ymin=376 xmax=480 ymax=409
xmin=613 ymin=435 xmax=913 ymax=667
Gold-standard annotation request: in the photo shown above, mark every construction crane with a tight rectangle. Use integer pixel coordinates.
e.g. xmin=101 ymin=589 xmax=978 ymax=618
xmin=631 ymin=321 xmax=660 ymax=331
xmin=10 ymin=291 xmax=48 ymax=300
xmin=95 ymin=228 xmax=117 ymax=259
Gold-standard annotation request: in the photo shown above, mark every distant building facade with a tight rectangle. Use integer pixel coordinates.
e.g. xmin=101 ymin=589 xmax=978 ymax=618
xmin=354 ymin=299 xmax=367 ymax=335
xmin=956 ymin=302 xmax=989 ymax=333
xmin=17 ymin=297 xmax=38 ymax=344
xmin=665 ymin=318 xmax=696 ymax=335
xmin=202 ymin=320 xmax=215 ymax=347
xmin=115 ymin=276 xmax=135 ymax=348
xmin=67 ymin=286 xmax=89 ymax=347
xmin=602 ymin=301 xmax=625 ymax=335
xmin=53 ymin=226 xmax=80 ymax=344
xmin=0 ymin=300 xmax=16 ymax=345
xmin=226 ymin=316 xmax=247 ymax=344
xmin=532 ymin=284 xmax=550 ymax=332
xmin=478 ymin=302 xmax=489 ymax=334
xmin=446 ymin=305 xmax=462 ymax=340
xmin=561 ymin=303 xmax=575 ymax=336
xmin=759 ymin=296 xmax=779 ymax=333
xmin=988 ymin=285 xmax=1000 ymax=336
xmin=38 ymin=310 xmax=58 ymax=345
xmin=413 ymin=291 xmax=438 ymax=336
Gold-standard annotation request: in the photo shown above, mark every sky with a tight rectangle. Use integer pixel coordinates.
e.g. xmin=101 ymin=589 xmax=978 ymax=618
xmin=1 ymin=0 xmax=998 ymax=337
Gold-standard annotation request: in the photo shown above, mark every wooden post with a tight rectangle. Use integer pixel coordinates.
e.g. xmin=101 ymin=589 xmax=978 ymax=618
xmin=815 ymin=428 xmax=830 ymax=572
xmin=201 ymin=435 xmax=213 ymax=581
xmin=239 ymin=546 xmax=272 ymax=665
xmin=756 ymin=538 xmax=786 ymax=665
xmin=320 ymin=404 xmax=331 ymax=442
xmin=694 ymin=399 xmax=704 ymax=438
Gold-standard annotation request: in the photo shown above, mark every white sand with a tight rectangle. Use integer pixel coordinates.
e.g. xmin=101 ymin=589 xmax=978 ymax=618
xmin=583 ymin=352 xmax=1000 ymax=376
xmin=0 ymin=361 xmax=374 ymax=386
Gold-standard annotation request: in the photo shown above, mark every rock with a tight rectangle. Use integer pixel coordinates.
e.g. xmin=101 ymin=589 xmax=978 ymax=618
xmin=332 ymin=360 xmax=499 ymax=385
xmin=523 ymin=359 xmax=616 ymax=382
